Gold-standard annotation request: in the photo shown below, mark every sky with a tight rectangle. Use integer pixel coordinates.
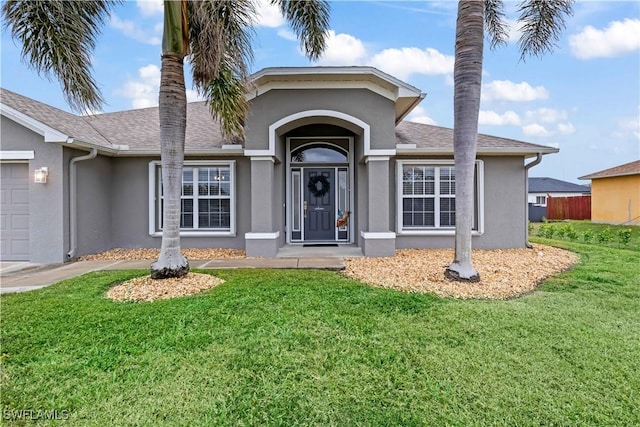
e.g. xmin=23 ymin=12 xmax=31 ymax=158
xmin=1 ymin=0 xmax=639 ymax=183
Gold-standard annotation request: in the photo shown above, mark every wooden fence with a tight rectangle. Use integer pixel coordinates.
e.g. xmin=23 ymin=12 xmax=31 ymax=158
xmin=546 ymin=195 xmax=591 ymax=220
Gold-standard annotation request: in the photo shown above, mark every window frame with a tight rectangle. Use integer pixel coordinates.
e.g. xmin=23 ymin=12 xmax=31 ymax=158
xmin=535 ymin=195 xmax=547 ymax=206
xmin=148 ymin=160 xmax=236 ymax=237
xmin=396 ymin=159 xmax=484 ymax=236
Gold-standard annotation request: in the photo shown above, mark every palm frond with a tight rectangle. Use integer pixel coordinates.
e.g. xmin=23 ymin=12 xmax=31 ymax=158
xmin=1 ymin=0 xmax=120 ymax=112
xmin=273 ymin=0 xmax=330 ymax=61
xmin=187 ymin=0 xmax=255 ymax=90
xmin=202 ymin=60 xmax=249 ymax=141
xmin=484 ymin=0 xmax=508 ymax=50
xmin=517 ymin=0 xmax=574 ymax=60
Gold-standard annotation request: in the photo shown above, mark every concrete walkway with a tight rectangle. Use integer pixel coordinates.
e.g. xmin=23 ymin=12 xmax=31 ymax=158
xmin=0 ymin=257 xmax=345 ymax=294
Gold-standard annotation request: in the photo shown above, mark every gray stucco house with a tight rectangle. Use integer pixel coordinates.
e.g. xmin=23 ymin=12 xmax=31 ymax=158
xmin=1 ymin=67 xmax=558 ymax=263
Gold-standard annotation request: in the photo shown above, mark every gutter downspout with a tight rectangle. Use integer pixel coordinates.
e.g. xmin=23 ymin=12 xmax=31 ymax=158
xmin=67 ymin=148 xmax=97 ymax=259
xmin=524 ymin=153 xmax=543 ymax=248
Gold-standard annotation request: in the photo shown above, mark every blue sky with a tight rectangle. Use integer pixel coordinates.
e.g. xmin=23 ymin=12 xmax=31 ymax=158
xmin=2 ymin=0 xmax=639 ymax=183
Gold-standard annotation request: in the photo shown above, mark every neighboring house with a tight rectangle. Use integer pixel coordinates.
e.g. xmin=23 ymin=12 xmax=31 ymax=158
xmin=0 ymin=66 xmax=559 ymax=263
xmin=579 ymin=160 xmax=640 ymax=225
xmin=528 ymin=177 xmax=590 ymax=207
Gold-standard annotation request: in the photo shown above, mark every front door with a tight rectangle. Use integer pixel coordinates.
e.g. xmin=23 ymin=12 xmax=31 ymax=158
xmin=304 ymin=168 xmax=335 ymax=241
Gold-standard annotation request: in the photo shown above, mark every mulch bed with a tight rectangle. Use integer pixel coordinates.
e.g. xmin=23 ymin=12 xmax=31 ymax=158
xmin=98 ymin=244 xmax=578 ymax=302
xmin=343 ymin=244 xmax=578 ymax=299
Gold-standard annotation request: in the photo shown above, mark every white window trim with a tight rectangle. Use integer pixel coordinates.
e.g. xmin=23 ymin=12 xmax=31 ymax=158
xmin=396 ymin=159 xmax=484 ymax=236
xmin=148 ymin=160 xmax=236 ymax=237
xmin=0 ymin=150 xmax=35 ymax=161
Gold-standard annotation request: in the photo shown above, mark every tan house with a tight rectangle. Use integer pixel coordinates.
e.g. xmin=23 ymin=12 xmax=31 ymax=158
xmin=579 ymin=160 xmax=640 ymax=225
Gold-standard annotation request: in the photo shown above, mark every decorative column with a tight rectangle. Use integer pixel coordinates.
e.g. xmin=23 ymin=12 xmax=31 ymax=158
xmin=245 ymin=156 xmax=280 ymax=257
xmin=361 ymin=156 xmax=396 ymax=256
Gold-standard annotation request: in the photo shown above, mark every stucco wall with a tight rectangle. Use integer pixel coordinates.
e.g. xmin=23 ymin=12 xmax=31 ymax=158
xmin=110 ymin=156 xmax=250 ymax=249
xmin=246 ymin=89 xmax=396 ymax=153
xmin=1 ymin=116 xmax=66 ymax=263
xmin=591 ymin=175 xmax=640 ymax=224
xmin=395 ymin=156 xmax=527 ymax=249
xmin=73 ymin=150 xmax=113 ymax=257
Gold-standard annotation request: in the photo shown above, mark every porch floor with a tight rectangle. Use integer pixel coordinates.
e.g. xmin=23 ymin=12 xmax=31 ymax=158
xmin=277 ymin=244 xmax=364 ymax=258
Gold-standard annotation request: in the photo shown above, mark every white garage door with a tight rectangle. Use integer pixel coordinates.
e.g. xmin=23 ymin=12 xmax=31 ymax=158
xmin=1 ymin=163 xmax=30 ymax=260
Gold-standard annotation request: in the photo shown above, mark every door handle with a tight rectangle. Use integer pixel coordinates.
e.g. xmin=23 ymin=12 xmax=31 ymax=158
xmin=303 ymin=201 xmax=307 ymax=218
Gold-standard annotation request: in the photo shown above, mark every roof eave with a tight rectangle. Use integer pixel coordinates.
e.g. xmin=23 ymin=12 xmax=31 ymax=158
xmin=1 ymin=103 xmax=72 ymax=143
xmin=579 ymin=171 xmax=639 ymax=180
xmin=396 ymin=147 xmax=558 ymax=157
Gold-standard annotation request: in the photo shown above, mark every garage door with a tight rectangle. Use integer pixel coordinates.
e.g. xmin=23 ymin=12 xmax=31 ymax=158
xmin=1 ymin=163 xmax=30 ymax=260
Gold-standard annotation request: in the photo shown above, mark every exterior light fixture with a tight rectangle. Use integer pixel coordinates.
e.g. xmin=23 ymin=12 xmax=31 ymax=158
xmin=34 ymin=167 xmax=48 ymax=183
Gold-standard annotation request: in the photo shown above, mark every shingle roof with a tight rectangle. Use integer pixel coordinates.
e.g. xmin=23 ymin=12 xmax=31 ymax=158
xmin=528 ymin=177 xmax=590 ymax=193
xmin=579 ymin=160 xmax=640 ymax=180
xmin=1 ymin=88 xmax=228 ymax=152
xmin=86 ymin=102 xmax=227 ymax=151
xmin=2 ymin=87 xmax=558 ymax=157
xmin=396 ymin=121 xmax=557 ymax=155
xmin=1 ymin=87 xmax=112 ymax=148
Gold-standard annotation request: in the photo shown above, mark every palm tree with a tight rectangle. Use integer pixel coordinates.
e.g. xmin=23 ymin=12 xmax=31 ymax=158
xmin=445 ymin=0 xmax=573 ymax=282
xmin=2 ymin=0 xmax=330 ymax=279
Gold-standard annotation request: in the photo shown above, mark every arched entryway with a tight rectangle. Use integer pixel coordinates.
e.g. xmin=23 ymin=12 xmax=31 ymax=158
xmin=286 ymin=138 xmax=354 ymax=244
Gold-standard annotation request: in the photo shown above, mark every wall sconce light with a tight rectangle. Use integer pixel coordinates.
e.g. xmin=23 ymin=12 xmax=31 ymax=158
xmin=34 ymin=167 xmax=48 ymax=183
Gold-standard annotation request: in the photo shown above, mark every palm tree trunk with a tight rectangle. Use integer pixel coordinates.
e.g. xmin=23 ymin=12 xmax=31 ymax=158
xmin=446 ymin=0 xmax=483 ymax=282
xmin=150 ymin=53 xmax=189 ymax=279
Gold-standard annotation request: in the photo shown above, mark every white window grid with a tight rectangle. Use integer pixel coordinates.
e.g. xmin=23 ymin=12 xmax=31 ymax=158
xmin=149 ymin=161 xmax=235 ymax=236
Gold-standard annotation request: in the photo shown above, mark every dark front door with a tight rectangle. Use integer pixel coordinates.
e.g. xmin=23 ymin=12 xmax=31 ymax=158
xmin=304 ymin=168 xmax=335 ymax=241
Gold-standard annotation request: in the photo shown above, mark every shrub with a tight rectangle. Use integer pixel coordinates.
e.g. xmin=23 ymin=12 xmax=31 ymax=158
xmin=563 ymin=224 xmax=579 ymax=241
xmin=596 ymin=227 xmax=614 ymax=244
xmin=582 ymin=229 xmax=594 ymax=243
xmin=618 ymin=229 xmax=632 ymax=246
xmin=538 ymin=224 xmax=556 ymax=239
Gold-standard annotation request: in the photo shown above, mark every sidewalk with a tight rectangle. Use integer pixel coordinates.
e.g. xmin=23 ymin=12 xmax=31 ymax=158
xmin=0 ymin=257 xmax=345 ymax=294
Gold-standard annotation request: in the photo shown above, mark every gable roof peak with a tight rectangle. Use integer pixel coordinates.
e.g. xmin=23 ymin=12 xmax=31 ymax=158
xmin=579 ymin=160 xmax=640 ymax=180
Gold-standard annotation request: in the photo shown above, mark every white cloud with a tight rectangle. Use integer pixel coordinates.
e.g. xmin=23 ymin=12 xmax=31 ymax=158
xmin=525 ymin=108 xmax=568 ymax=124
xmin=277 ymin=29 xmax=298 ymax=42
xmin=116 ymin=64 xmax=160 ymax=109
xmin=110 ymin=14 xmax=161 ymax=45
xmin=313 ymin=30 xmax=453 ymax=79
xmin=569 ymin=18 xmax=640 ymax=59
xmin=186 ymin=89 xmax=204 ymax=104
xmin=81 ymin=108 xmax=103 ymax=116
xmin=317 ymin=30 xmax=368 ymax=65
xmin=557 ymin=122 xmax=575 ymax=135
xmin=504 ymin=18 xmax=522 ymax=44
xmin=369 ymin=47 xmax=454 ymax=80
xmin=479 ymin=110 xmax=521 ymax=126
xmin=136 ymin=0 xmax=163 ymax=16
xmin=482 ymin=80 xmax=549 ymax=102
xmin=614 ymin=115 xmax=640 ymax=139
xmin=523 ymin=123 xmax=552 ymax=137
xmin=116 ymin=64 xmax=204 ymax=109
xmin=255 ymin=0 xmax=285 ymax=28
xmin=406 ymin=106 xmax=437 ymax=125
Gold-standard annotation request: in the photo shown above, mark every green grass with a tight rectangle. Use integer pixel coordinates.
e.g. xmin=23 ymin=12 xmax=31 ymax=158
xmin=530 ymin=220 xmax=640 ymax=250
xmin=2 ymin=243 xmax=639 ymax=426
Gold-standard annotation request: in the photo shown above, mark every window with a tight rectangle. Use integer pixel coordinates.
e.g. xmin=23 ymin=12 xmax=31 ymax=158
xmin=291 ymin=145 xmax=348 ymax=163
xmin=397 ymin=160 xmax=484 ymax=234
xmin=535 ymin=195 xmax=546 ymax=206
xmin=149 ymin=161 xmax=235 ymax=236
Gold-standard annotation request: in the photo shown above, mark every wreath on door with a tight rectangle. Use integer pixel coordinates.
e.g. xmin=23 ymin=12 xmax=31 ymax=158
xmin=307 ymin=175 xmax=331 ymax=198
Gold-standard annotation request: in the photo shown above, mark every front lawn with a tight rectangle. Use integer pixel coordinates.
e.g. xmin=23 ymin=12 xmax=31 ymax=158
xmin=1 ymin=243 xmax=639 ymax=426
